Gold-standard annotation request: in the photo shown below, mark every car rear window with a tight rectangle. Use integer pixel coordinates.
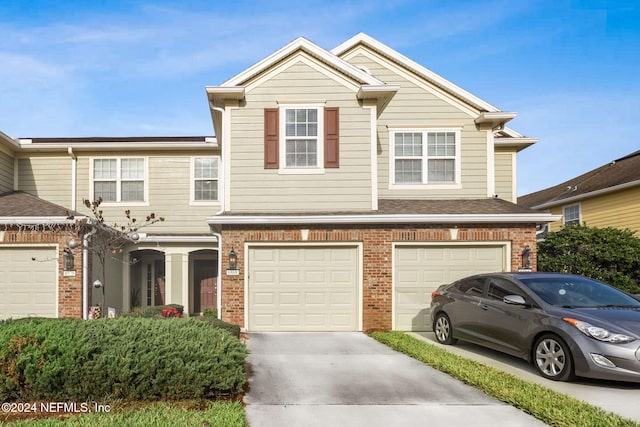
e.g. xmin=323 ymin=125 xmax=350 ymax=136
xmin=455 ymin=278 xmax=485 ymax=296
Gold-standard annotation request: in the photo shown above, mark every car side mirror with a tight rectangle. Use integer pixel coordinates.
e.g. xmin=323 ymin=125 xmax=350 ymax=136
xmin=503 ymin=294 xmax=527 ymax=306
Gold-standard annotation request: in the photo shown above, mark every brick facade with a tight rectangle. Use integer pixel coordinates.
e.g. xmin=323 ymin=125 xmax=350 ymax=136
xmin=2 ymin=228 xmax=83 ymax=318
xmin=220 ymin=223 xmax=537 ymax=331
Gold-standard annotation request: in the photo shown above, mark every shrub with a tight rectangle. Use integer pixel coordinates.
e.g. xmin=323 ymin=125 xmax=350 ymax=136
xmin=0 ymin=317 xmax=247 ymax=401
xmin=194 ymin=317 xmax=241 ymax=338
xmin=124 ymin=304 xmax=184 ymax=318
xmin=538 ymin=225 xmax=640 ymax=293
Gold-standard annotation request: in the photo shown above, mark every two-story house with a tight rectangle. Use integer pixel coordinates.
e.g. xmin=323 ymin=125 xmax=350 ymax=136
xmin=519 ymin=150 xmax=640 ymax=235
xmin=0 ymin=33 xmax=557 ymax=331
xmin=206 ymin=33 xmax=557 ymax=332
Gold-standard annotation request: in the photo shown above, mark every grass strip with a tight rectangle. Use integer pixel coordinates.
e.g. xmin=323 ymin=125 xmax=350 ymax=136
xmin=371 ymin=331 xmax=639 ymax=427
xmin=5 ymin=400 xmax=247 ymax=426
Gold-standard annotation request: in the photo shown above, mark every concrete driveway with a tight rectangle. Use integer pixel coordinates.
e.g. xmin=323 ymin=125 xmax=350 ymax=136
xmin=243 ymin=332 xmax=545 ymax=427
xmin=410 ymin=332 xmax=640 ymax=423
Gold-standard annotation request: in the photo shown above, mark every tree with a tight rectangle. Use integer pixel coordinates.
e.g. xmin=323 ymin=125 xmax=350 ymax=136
xmin=69 ymin=198 xmax=165 ymax=315
xmin=537 ymin=224 xmax=640 ymax=294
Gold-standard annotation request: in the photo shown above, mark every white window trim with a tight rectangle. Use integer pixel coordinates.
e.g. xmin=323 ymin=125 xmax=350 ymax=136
xmin=89 ymin=157 xmax=149 ymax=206
xmin=563 ymin=203 xmax=581 ymax=225
xmin=190 ymin=156 xmax=221 ymax=206
xmin=278 ymin=103 xmax=325 ymax=175
xmin=388 ymin=128 xmax=462 ymax=189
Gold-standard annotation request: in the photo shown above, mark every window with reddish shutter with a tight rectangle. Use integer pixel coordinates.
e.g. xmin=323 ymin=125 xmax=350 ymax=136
xmin=264 ymin=106 xmax=339 ymax=171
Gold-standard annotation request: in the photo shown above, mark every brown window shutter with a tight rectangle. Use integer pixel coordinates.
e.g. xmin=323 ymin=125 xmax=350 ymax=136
xmin=264 ymin=108 xmax=279 ymax=169
xmin=324 ymin=107 xmax=339 ymax=168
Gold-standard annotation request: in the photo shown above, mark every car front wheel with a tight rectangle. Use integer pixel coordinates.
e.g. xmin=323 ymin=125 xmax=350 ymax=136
xmin=433 ymin=313 xmax=457 ymax=345
xmin=533 ymin=334 xmax=574 ymax=381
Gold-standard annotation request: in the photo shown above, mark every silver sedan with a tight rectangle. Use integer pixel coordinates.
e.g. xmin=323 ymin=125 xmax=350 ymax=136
xmin=430 ymin=272 xmax=640 ymax=382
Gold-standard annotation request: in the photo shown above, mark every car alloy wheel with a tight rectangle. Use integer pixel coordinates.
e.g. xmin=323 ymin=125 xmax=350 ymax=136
xmin=434 ymin=313 xmax=457 ymax=345
xmin=534 ymin=334 xmax=574 ymax=381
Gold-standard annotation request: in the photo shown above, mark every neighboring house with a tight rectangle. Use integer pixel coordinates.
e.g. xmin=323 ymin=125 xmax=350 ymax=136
xmin=518 ymin=150 xmax=640 ymax=235
xmin=0 ymin=33 xmax=558 ymax=331
xmin=1 ymin=135 xmax=221 ymax=320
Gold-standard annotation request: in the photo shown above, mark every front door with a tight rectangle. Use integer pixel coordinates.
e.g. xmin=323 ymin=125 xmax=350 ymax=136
xmin=194 ymin=259 xmax=216 ymax=314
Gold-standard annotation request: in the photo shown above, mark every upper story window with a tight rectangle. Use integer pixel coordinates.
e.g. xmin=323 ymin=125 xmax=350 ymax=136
xmin=264 ymin=106 xmax=339 ymax=172
xmin=391 ymin=129 xmax=460 ymax=186
xmin=563 ymin=204 xmax=580 ymax=225
xmin=284 ymin=108 xmax=319 ymax=168
xmin=192 ymin=157 xmax=219 ymax=202
xmin=92 ymin=157 xmax=146 ymax=202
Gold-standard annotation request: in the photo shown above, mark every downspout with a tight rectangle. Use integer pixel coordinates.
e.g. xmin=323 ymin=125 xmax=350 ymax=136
xmin=82 ymin=227 xmax=97 ymax=319
xmin=67 ymin=147 xmax=77 ymax=211
xmin=209 ymin=103 xmax=226 ymax=320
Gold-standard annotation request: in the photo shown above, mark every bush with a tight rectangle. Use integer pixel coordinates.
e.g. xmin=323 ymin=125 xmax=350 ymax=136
xmin=538 ymin=225 xmax=640 ymax=294
xmin=195 ymin=317 xmax=241 ymax=338
xmin=0 ymin=317 xmax=247 ymax=402
xmin=124 ymin=304 xmax=184 ymax=318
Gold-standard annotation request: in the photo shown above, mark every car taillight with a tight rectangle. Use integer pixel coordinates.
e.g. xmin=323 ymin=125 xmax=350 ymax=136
xmin=431 ymin=291 xmax=441 ymax=299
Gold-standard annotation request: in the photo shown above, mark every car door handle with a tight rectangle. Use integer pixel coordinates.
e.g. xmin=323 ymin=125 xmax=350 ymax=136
xmin=479 ymin=304 xmax=489 ymax=310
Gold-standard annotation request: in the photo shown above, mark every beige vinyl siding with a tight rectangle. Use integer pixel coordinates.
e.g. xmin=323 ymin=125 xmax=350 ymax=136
xmin=17 ymin=155 xmax=72 ymax=207
xmin=75 ymin=151 xmax=220 ymax=234
xmin=494 ymin=151 xmax=514 ymax=202
xmin=0 ymin=151 xmax=13 ymax=193
xmin=345 ymin=51 xmax=490 ymax=199
xmin=549 ymin=187 xmax=640 ymax=233
xmin=228 ymin=57 xmax=372 ymax=212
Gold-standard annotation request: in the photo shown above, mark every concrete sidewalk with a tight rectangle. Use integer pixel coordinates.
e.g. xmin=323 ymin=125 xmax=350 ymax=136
xmin=410 ymin=331 xmax=640 ymax=423
xmin=243 ymin=332 xmax=545 ymax=427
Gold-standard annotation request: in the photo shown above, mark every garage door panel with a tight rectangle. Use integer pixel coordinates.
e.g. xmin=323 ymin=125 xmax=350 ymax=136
xmin=0 ymin=247 xmax=57 ymax=320
xmin=249 ymin=246 xmax=358 ymax=331
xmin=395 ymin=246 xmax=505 ymax=331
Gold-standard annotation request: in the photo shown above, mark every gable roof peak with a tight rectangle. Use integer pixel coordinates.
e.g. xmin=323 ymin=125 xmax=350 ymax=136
xmin=220 ymin=35 xmax=384 ymax=88
xmin=332 ymin=33 xmax=501 ymax=113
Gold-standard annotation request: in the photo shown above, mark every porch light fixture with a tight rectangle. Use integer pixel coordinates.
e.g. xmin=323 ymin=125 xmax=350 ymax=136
xmin=63 ymin=248 xmax=75 ymax=271
xmin=229 ymin=248 xmax=238 ymax=270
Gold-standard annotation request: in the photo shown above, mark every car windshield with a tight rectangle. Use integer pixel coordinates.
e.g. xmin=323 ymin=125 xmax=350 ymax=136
xmin=519 ymin=276 xmax=640 ymax=308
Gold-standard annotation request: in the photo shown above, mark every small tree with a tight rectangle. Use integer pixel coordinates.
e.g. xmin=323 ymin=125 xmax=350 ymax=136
xmin=537 ymin=224 xmax=640 ymax=294
xmin=70 ymin=198 xmax=165 ymax=315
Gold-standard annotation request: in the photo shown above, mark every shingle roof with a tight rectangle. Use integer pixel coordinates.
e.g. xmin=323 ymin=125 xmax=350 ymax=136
xmin=518 ymin=150 xmax=640 ymax=208
xmin=0 ymin=191 xmax=75 ymax=217
xmin=220 ymin=198 xmax=539 ymax=216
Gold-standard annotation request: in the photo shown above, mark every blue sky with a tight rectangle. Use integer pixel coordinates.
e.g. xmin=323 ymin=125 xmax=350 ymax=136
xmin=1 ymin=0 xmax=638 ymax=195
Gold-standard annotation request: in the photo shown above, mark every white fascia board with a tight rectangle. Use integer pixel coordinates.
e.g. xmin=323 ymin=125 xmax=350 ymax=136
xmin=494 ymin=137 xmax=538 ymax=152
xmin=137 ymin=235 xmax=218 ymax=243
xmin=206 ymin=86 xmax=246 ymax=101
xmin=0 ymin=217 xmax=78 ymax=225
xmin=532 ymin=180 xmax=640 ymax=210
xmin=332 ymin=33 xmax=500 ymax=113
xmin=500 ymin=127 xmax=524 ymax=138
xmin=15 ymin=140 xmax=219 ymax=152
xmin=222 ymin=36 xmax=383 ymax=88
xmin=0 ymin=131 xmax=21 ymax=151
xmin=475 ymin=112 xmax=517 ymax=128
xmin=207 ymin=213 xmax=562 ymax=226
xmin=356 ymin=84 xmax=400 ymax=99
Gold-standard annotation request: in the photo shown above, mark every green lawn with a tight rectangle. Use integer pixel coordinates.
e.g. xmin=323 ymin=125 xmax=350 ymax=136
xmin=3 ymin=401 xmax=247 ymax=426
xmin=372 ymin=331 xmax=639 ymax=427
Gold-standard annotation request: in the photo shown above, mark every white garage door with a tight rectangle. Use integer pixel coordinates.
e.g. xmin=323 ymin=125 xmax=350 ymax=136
xmin=394 ymin=245 xmax=505 ymax=331
xmin=248 ymin=246 xmax=358 ymax=331
xmin=0 ymin=247 xmax=57 ymax=320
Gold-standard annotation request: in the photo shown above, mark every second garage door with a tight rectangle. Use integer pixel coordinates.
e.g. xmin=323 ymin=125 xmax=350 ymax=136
xmin=248 ymin=246 xmax=359 ymax=331
xmin=394 ymin=245 xmax=506 ymax=331
xmin=0 ymin=247 xmax=57 ymax=320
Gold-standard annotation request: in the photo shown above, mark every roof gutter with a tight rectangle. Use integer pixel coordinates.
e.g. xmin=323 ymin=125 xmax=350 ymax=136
xmin=207 ymin=213 xmax=561 ymax=227
xmin=531 ymin=180 xmax=640 ymax=210
xmin=0 ymin=217 xmax=77 ymax=225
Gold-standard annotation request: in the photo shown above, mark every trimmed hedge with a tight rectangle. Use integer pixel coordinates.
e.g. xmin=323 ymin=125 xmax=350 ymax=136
xmin=0 ymin=317 xmax=247 ymax=402
xmin=123 ymin=304 xmax=185 ymax=318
